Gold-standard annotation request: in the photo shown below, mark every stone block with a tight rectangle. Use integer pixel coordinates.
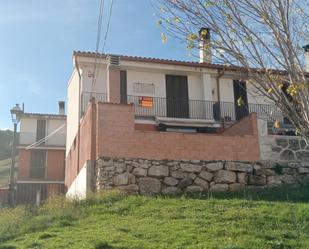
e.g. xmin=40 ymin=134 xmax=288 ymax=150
xmin=148 ymin=165 xmax=169 ymax=178
xmin=205 ymin=162 xmax=223 ymax=172
xmin=199 ymin=171 xmax=213 ymax=182
xmin=296 ymin=151 xmax=309 ymax=161
xmin=237 ymin=173 xmax=247 ymax=184
xmin=194 ymin=177 xmax=209 ymax=190
xmin=281 ymin=174 xmax=296 ymax=184
xmin=117 ymin=184 xmax=139 ymax=195
xmin=180 ymin=163 xmax=202 ymax=173
xmin=255 ymin=169 xmax=276 ymax=176
xmin=225 ymin=162 xmax=253 ymax=173
xmin=171 ymin=170 xmax=187 ymax=179
xmin=229 ymin=183 xmax=245 ymax=192
xmin=132 ymin=168 xmax=147 ymax=177
xmin=214 ymin=170 xmax=237 ymax=183
xmin=177 ymin=178 xmax=193 ymax=189
xmin=248 ymin=175 xmax=266 ymax=186
xmin=280 ymin=150 xmax=296 ymax=161
xmin=276 ymin=138 xmax=288 ymax=148
xmin=210 ymin=184 xmax=229 ymax=192
xmin=163 ymin=177 xmax=178 ymax=186
xmin=188 ymin=173 xmax=197 ymax=180
xmin=267 ymin=175 xmax=282 ymax=186
xmin=289 ymin=139 xmax=300 ymax=150
xmin=113 ymin=173 xmax=135 ymax=186
xmin=299 ymin=167 xmax=309 ymax=174
xmin=162 ymin=187 xmax=181 ymax=195
xmin=139 ymin=177 xmax=161 ymax=195
xmin=186 ymin=186 xmax=203 ymax=193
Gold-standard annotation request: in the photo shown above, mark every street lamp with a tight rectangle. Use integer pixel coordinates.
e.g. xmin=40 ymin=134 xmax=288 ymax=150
xmin=9 ymin=104 xmax=23 ymax=206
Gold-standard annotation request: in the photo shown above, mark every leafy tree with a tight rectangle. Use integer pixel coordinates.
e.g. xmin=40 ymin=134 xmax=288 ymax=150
xmin=0 ymin=130 xmax=13 ymax=160
xmin=156 ymin=0 xmax=309 ymax=141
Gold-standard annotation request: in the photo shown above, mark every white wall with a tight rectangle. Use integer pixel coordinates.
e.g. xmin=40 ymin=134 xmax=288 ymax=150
xmin=66 ymin=69 xmax=80 ymax=155
xmin=47 ymin=119 xmax=66 ymax=146
xmin=66 ymin=161 xmax=93 ymax=199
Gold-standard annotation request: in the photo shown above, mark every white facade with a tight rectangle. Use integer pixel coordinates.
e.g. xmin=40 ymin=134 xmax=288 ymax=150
xmin=66 ymin=52 xmax=274 ymax=155
xmin=19 ymin=115 xmax=66 ymax=148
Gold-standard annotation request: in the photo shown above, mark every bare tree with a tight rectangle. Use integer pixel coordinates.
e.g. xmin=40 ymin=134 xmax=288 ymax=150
xmin=156 ymin=0 xmax=309 ymax=141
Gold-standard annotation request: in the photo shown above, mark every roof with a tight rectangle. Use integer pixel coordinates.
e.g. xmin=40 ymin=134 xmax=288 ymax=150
xmin=73 ymin=51 xmax=249 ymax=72
xmin=21 ymin=113 xmax=66 ymax=119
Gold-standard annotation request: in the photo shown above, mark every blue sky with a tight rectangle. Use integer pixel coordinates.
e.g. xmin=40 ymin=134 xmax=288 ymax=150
xmin=0 ymin=0 xmax=192 ymax=129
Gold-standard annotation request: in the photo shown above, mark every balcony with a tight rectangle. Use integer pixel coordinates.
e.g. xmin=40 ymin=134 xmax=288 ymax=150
xmin=81 ymin=92 xmax=284 ymax=124
xmin=19 ymin=132 xmax=66 ymax=147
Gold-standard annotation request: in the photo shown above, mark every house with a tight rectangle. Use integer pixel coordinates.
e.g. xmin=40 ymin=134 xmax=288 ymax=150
xmin=65 ymin=30 xmax=309 ymax=197
xmin=17 ymin=102 xmax=66 ymax=203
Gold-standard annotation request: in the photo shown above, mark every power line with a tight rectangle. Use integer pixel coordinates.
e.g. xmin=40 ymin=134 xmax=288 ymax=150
xmin=102 ymin=0 xmax=114 ymax=53
xmin=91 ymin=0 xmax=105 ymax=93
xmin=25 ymin=124 xmax=66 ymax=150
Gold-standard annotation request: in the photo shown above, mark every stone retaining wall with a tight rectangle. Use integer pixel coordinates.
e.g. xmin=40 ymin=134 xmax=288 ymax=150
xmin=95 ymin=157 xmax=309 ymax=195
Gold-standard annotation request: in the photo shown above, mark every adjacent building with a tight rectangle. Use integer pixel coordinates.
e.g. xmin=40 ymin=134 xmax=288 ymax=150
xmin=17 ymin=102 xmax=66 ymax=203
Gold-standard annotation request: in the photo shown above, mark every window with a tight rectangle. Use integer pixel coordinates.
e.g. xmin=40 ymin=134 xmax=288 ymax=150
xmin=133 ymin=82 xmax=155 ymax=95
xmin=30 ymin=150 xmax=46 ymax=179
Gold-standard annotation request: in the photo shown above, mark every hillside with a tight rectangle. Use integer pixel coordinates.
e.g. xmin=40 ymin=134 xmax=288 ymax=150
xmin=0 ymin=130 xmax=13 ymax=161
xmin=0 ymin=185 xmax=309 ymax=249
xmin=0 ymin=158 xmax=18 ymax=187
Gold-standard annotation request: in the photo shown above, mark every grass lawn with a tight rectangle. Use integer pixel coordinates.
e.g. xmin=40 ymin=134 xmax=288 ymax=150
xmin=0 ymin=185 xmax=309 ymax=249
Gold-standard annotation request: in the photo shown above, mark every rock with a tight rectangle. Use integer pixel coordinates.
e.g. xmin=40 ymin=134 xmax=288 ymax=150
xmin=190 ymin=160 xmax=200 ymax=164
xmin=139 ymin=177 xmax=161 ymax=195
xmin=117 ymin=184 xmax=139 ymax=194
xmin=225 ymin=162 xmax=253 ymax=173
xmin=210 ymin=184 xmax=229 ymax=192
xmin=237 ymin=173 xmax=247 ymax=184
xmin=132 ymin=168 xmax=147 ymax=177
xmin=248 ymin=175 xmax=266 ymax=186
xmin=300 ymin=140 xmax=307 ymax=149
xmin=194 ymin=177 xmax=209 ymax=190
xmin=253 ymin=163 xmax=261 ymax=171
xmin=301 ymin=162 xmax=309 ymax=167
xmin=188 ymin=173 xmax=197 ymax=180
xmin=162 ymin=187 xmax=181 ymax=195
xmin=148 ymin=165 xmax=169 ymax=178
xmin=186 ymin=186 xmax=203 ymax=193
xmin=115 ymin=163 xmax=126 ymax=173
xmin=214 ymin=170 xmax=237 ymax=183
xmin=288 ymin=139 xmax=300 ymax=151
xmin=199 ymin=171 xmax=213 ymax=182
xmin=296 ymin=151 xmax=309 ymax=161
xmin=205 ymin=162 xmax=224 ymax=172
xmin=163 ymin=177 xmax=178 ymax=186
xmin=298 ymin=167 xmax=309 ymax=174
xmin=276 ymin=138 xmax=288 ymax=148
xmin=180 ymin=163 xmax=202 ymax=173
xmin=229 ymin=183 xmax=245 ymax=191
xmin=267 ymin=175 xmax=282 ymax=186
xmin=255 ymin=169 xmax=276 ymax=176
xmin=271 ymin=146 xmax=282 ymax=153
xmin=113 ymin=173 xmax=133 ymax=186
xmin=177 ymin=178 xmax=193 ymax=189
xmin=171 ymin=170 xmax=187 ymax=179
xmin=281 ymin=175 xmax=295 ymax=184
xmin=280 ymin=150 xmax=296 ymax=161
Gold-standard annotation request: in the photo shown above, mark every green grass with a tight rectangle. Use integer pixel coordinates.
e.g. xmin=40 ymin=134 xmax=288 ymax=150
xmin=0 ymin=185 xmax=309 ymax=249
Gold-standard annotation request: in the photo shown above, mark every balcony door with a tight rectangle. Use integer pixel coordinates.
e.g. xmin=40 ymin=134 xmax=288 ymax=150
xmin=233 ymin=80 xmax=249 ymax=121
xmin=166 ymin=75 xmax=189 ymax=118
xmin=36 ymin=120 xmax=46 ymax=144
xmin=30 ymin=150 xmax=46 ymax=179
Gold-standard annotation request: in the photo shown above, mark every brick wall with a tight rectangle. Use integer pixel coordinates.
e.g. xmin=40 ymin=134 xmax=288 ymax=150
xmin=46 ymin=150 xmax=65 ymax=180
xmin=96 ymin=103 xmax=260 ymax=161
xmin=65 ymin=101 xmax=96 ymax=187
xmin=18 ymin=149 xmax=31 ymax=179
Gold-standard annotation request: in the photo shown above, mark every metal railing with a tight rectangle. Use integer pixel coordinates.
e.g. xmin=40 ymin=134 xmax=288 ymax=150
xmin=81 ymin=92 xmax=108 ymax=115
xmin=19 ymin=132 xmax=66 ymax=146
xmin=127 ymin=95 xmax=284 ymax=123
xmin=80 ymin=92 xmax=284 ymax=123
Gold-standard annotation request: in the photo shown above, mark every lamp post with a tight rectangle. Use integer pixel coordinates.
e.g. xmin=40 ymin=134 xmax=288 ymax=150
xmin=9 ymin=104 xmax=23 ymax=206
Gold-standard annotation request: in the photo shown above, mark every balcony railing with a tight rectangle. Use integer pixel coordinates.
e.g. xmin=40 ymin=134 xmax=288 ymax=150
xmin=81 ymin=92 xmax=284 ymax=123
xmin=19 ymin=132 xmax=66 ymax=146
xmin=81 ymin=92 xmax=108 ymax=115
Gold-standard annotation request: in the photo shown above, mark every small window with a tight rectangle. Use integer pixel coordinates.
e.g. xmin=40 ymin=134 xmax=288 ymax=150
xmin=133 ymin=82 xmax=155 ymax=95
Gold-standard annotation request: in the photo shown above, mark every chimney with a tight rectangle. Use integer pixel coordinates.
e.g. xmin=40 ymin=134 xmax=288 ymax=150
xmin=199 ymin=27 xmax=211 ymax=63
xmin=303 ymin=44 xmax=309 ymax=72
xmin=58 ymin=101 xmax=65 ymax=115
xmin=106 ymin=55 xmax=121 ymax=103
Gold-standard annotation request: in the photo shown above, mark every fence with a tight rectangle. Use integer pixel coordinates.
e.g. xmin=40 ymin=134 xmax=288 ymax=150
xmin=81 ymin=93 xmax=284 ymax=123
